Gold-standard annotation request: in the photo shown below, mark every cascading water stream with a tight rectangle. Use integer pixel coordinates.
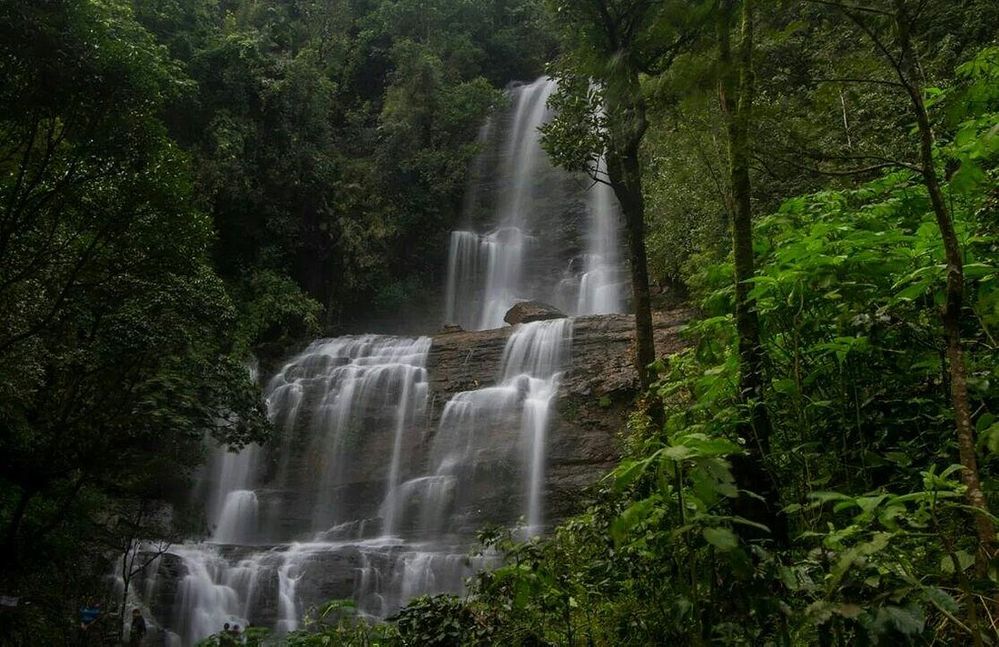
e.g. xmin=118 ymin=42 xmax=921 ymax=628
xmin=130 ymin=75 xmax=623 ymax=646
xmin=204 ymin=361 xmax=262 ymax=545
xmin=263 ymin=336 xmax=432 ymax=532
xmin=401 ymin=319 xmax=572 ymax=540
xmin=577 ymin=159 xmax=625 ymax=316
xmin=444 ymin=77 xmax=626 ymax=332
xmin=500 ymin=320 xmax=572 ymax=534
xmin=445 ymin=78 xmax=559 ymax=330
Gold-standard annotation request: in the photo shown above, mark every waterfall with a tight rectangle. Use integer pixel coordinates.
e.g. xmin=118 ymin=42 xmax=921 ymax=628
xmin=205 ymin=363 xmax=261 ymax=545
xmin=168 ymin=546 xmax=249 ymax=646
xmin=130 ymin=76 xmax=619 ymax=645
xmin=443 ymin=230 xmax=481 ymax=329
xmin=501 ymin=319 xmax=572 ymax=533
xmin=206 ymin=446 xmax=260 ymax=545
xmin=133 ymin=321 xmax=572 ymax=644
xmin=577 ymin=159 xmax=625 ymax=315
xmin=262 ymin=336 xmax=431 ymax=532
xmin=406 ymin=319 xmax=571 ymax=539
xmin=444 ymin=77 xmax=626 ymax=331
xmin=211 ymin=490 xmax=258 ymax=545
xmin=443 ymin=78 xmax=556 ymax=330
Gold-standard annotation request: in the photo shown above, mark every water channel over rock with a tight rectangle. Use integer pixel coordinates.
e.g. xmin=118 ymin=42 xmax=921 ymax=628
xmin=127 ymin=78 xmax=644 ymax=645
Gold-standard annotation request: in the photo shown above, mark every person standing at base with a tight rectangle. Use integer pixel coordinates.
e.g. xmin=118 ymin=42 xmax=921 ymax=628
xmin=128 ymin=608 xmax=146 ymax=647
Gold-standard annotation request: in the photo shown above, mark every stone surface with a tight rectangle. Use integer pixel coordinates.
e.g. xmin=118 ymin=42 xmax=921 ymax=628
xmin=502 ymin=301 xmax=567 ymax=326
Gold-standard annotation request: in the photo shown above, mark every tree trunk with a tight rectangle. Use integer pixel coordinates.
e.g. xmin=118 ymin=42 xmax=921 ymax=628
xmin=892 ymin=0 xmax=994 ymax=569
xmin=605 ymin=71 xmax=656 ymax=391
xmin=608 ymin=149 xmax=656 ymax=390
xmin=718 ymin=0 xmax=787 ymax=544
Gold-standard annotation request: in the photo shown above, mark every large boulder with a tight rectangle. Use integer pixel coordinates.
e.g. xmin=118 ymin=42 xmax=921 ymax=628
xmin=503 ymin=301 xmax=567 ymax=326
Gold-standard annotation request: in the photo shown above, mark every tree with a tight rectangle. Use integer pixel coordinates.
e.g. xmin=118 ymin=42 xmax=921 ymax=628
xmin=716 ymin=0 xmax=787 ymax=542
xmin=0 ymin=2 xmax=269 ymax=634
xmin=106 ymin=499 xmax=174 ymax=638
xmin=806 ymin=0 xmax=995 ymax=572
xmin=542 ymin=0 xmax=709 ymax=389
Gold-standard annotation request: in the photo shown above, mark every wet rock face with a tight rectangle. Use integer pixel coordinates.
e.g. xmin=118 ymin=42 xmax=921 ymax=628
xmin=426 ymin=310 xmax=691 ymax=524
xmin=502 ymin=301 xmax=567 ymax=326
xmin=428 ymin=311 xmax=689 ymax=397
xmin=213 ymin=311 xmax=691 ymax=540
xmin=134 ymin=552 xmax=185 ymax=619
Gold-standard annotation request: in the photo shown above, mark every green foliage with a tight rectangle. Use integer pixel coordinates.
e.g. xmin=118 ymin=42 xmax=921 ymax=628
xmin=540 ymin=0 xmax=713 ymax=178
xmin=0 ymin=1 xmax=272 ymax=642
xmin=132 ymin=0 xmax=552 ymax=331
xmin=197 ymin=625 xmax=271 ymax=646
xmin=393 ymin=594 xmax=492 ymax=646
xmin=231 ymin=269 xmax=322 ymax=359
xmin=194 ymin=600 xmax=402 ymax=646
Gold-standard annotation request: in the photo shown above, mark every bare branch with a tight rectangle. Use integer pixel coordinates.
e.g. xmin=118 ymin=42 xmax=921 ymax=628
xmin=4 ymin=112 xmax=41 ymax=223
xmin=748 ymin=153 xmax=788 ymax=182
xmin=812 ymin=76 xmax=905 ymax=88
xmin=802 ymin=151 xmax=921 ymax=173
xmin=776 ymin=158 xmax=914 ymax=177
xmin=583 ymin=159 xmax=614 ymax=188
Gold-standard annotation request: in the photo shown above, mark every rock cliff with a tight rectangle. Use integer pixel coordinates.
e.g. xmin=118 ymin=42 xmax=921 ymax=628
xmin=427 ymin=311 xmax=690 ymax=522
xmin=245 ymin=311 xmax=692 ymax=538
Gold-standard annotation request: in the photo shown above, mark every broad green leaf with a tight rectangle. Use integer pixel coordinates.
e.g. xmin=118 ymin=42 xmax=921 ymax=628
xmin=702 ymin=526 xmax=738 ymax=551
xmin=939 ymin=550 xmax=974 ymax=574
xmin=923 ymin=587 xmax=959 ymax=615
xmin=950 ymin=159 xmax=986 ymax=194
xmin=610 ymin=496 xmax=660 ymax=545
xmin=876 ymin=606 xmax=924 ymax=636
xmin=663 ymin=445 xmax=696 ymax=461
xmin=610 ymin=456 xmax=653 ymax=491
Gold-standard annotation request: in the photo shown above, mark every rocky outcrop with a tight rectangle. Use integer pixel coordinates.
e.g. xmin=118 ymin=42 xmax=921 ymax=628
xmin=427 ymin=310 xmax=689 ymax=398
xmin=502 ymin=301 xmax=567 ymax=325
xmin=427 ymin=310 xmax=691 ymax=522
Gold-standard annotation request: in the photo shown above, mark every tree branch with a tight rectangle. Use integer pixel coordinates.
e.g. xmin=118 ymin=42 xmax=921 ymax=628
xmin=591 ymin=0 xmax=621 ymax=52
xmin=811 ymin=76 xmax=905 ymax=88
xmin=801 ymin=151 xmax=921 ymax=173
xmin=768 ymin=155 xmax=916 ymax=177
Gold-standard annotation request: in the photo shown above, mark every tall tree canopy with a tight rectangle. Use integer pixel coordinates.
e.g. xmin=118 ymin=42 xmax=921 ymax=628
xmin=0 ymin=0 xmax=270 ymax=618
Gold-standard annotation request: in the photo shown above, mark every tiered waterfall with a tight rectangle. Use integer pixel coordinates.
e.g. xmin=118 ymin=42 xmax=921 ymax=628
xmin=126 ymin=77 xmax=627 ymax=645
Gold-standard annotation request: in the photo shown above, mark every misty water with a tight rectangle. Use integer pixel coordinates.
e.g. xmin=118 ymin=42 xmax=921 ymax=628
xmin=124 ymin=78 xmax=626 ymax=645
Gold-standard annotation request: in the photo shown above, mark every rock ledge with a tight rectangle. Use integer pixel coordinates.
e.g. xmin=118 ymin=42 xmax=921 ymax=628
xmin=503 ymin=301 xmax=567 ymax=325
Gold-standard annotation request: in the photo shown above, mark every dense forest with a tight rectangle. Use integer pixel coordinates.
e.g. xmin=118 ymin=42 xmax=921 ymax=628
xmin=1 ymin=0 xmax=997 ymax=645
